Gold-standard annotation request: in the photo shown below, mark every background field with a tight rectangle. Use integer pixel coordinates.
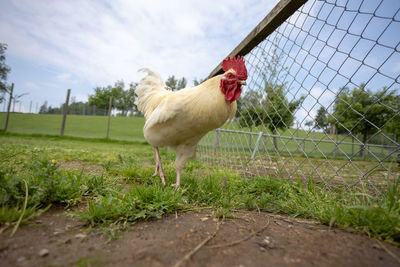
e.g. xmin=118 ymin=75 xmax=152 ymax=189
xmin=0 ymin=112 xmax=146 ymax=141
xmin=1 ymin=112 xmax=396 ymax=161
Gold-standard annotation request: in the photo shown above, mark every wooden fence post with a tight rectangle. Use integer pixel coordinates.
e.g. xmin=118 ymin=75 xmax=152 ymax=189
xmin=106 ymin=97 xmax=113 ymax=139
xmin=60 ymin=89 xmax=71 ymax=136
xmin=3 ymin=83 xmax=14 ymax=131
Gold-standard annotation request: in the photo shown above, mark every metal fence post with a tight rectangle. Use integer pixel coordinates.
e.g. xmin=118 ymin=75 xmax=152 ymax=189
xmin=60 ymin=89 xmax=71 ymax=136
xmin=214 ymin=129 xmax=220 ymax=153
xmin=106 ymin=97 xmax=113 ymax=139
xmin=251 ymin=132 xmax=264 ymax=160
xmin=3 ymin=83 xmax=14 ymax=131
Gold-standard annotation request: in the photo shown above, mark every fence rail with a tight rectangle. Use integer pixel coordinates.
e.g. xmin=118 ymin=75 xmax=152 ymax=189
xmin=199 ymin=0 xmax=400 ymax=194
xmin=215 ymin=128 xmax=399 ymax=150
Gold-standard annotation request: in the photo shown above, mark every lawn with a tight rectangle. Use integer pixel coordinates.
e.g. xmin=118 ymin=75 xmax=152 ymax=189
xmin=0 ymin=133 xmax=399 ymax=245
xmin=0 ymin=113 xmax=146 ymax=141
xmin=207 ymin=123 xmax=397 ymax=161
xmin=0 ymin=112 xmax=395 ymax=162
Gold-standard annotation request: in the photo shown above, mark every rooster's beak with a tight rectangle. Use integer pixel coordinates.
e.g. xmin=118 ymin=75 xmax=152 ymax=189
xmin=239 ymin=80 xmax=247 ymax=85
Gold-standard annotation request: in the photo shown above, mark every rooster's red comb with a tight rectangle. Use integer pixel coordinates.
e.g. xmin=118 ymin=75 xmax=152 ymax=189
xmin=222 ymin=56 xmax=247 ymax=80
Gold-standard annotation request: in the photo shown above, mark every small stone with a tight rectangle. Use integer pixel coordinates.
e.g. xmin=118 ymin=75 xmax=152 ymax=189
xmin=75 ymin=233 xmax=87 ymax=239
xmin=200 ymin=217 xmax=209 ymax=222
xmin=63 ymin=238 xmax=72 ymax=244
xmin=39 ymin=248 xmax=49 ymax=257
xmin=17 ymin=256 xmax=25 ymax=262
xmin=372 ymin=244 xmax=381 ymax=250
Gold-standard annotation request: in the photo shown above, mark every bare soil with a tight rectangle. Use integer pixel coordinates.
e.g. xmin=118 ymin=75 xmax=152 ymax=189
xmin=58 ymin=160 xmax=104 ymax=175
xmin=1 ymin=208 xmax=400 ymax=267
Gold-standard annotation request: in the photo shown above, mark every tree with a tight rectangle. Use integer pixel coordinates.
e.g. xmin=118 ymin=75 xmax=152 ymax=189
xmin=385 ymin=94 xmax=400 ymax=142
xmin=305 ymin=120 xmax=314 ymax=128
xmin=0 ymin=43 xmax=11 ymax=103
xmin=238 ymin=40 xmax=304 ymax=151
xmin=68 ymin=101 xmax=88 ymax=115
xmin=314 ymin=106 xmax=329 ymax=131
xmin=193 ymin=78 xmax=204 ymax=86
xmin=115 ymin=82 xmax=137 ymax=116
xmin=177 ymin=77 xmax=187 ymax=90
xmin=47 ymin=105 xmax=61 ymax=114
xmin=165 ymin=75 xmax=177 ymax=90
xmin=39 ymin=101 xmax=48 ymax=114
xmin=88 ymin=80 xmax=138 ymax=116
xmin=237 ymin=90 xmax=263 ymax=127
xmin=165 ymin=75 xmax=187 ymax=91
xmin=263 ymin=83 xmax=303 ymax=150
xmin=331 ymin=83 xmax=397 ymax=157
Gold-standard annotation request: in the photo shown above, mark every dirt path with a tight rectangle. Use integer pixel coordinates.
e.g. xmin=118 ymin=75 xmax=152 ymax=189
xmin=1 ymin=208 xmax=399 ymax=267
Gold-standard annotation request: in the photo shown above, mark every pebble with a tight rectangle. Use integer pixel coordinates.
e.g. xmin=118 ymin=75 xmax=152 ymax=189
xmin=39 ymin=248 xmax=49 ymax=257
xmin=75 ymin=233 xmax=87 ymax=239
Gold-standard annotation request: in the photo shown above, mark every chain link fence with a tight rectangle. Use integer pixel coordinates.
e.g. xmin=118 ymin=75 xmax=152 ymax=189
xmin=198 ymin=0 xmax=400 ymax=194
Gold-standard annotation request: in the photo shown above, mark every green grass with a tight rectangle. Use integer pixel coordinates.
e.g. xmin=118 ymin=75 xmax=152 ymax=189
xmin=0 ymin=113 xmax=146 ymax=141
xmin=204 ymin=122 xmax=396 ymax=161
xmin=0 ymin=133 xmax=399 ymax=245
xmin=1 ymin=112 xmax=394 ymax=161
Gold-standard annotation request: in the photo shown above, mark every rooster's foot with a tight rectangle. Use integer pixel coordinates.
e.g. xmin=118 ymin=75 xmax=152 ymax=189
xmin=160 ymin=174 xmax=166 ymax=186
xmin=171 ymin=183 xmax=180 ymax=189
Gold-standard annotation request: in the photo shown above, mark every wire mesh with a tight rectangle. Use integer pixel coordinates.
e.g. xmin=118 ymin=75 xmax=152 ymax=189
xmin=198 ymin=0 xmax=400 ymax=194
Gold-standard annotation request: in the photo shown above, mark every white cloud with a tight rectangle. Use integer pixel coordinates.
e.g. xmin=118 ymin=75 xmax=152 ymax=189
xmin=25 ymin=82 xmax=39 ymax=90
xmin=56 ymin=73 xmax=71 ymax=81
xmin=1 ymin=0 xmax=279 ymax=91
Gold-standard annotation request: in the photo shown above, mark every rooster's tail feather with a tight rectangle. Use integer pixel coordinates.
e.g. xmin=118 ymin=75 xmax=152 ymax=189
xmin=135 ymin=68 xmax=171 ymax=118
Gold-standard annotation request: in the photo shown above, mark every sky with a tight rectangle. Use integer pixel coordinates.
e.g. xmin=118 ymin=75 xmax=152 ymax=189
xmin=242 ymin=0 xmax=400 ymax=126
xmin=0 ymin=0 xmax=279 ymax=112
xmin=1 ymin=0 xmax=399 ymax=130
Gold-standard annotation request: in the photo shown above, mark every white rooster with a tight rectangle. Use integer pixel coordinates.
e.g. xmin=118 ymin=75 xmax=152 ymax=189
xmin=135 ymin=56 xmax=248 ymax=188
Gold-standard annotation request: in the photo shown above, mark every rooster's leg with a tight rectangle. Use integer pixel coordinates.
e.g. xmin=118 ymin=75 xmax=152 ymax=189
xmin=152 ymin=151 xmax=159 ymax=176
xmin=153 ymin=147 xmax=166 ymax=185
xmin=171 ymin=169 xmax=181 ymax=189
xmin=172 ymin=145 xmax=196 ymax=189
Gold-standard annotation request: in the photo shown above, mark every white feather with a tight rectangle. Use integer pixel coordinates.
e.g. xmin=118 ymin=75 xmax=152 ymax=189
xmin=135 ymin=68 xmax=172 ymax=118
